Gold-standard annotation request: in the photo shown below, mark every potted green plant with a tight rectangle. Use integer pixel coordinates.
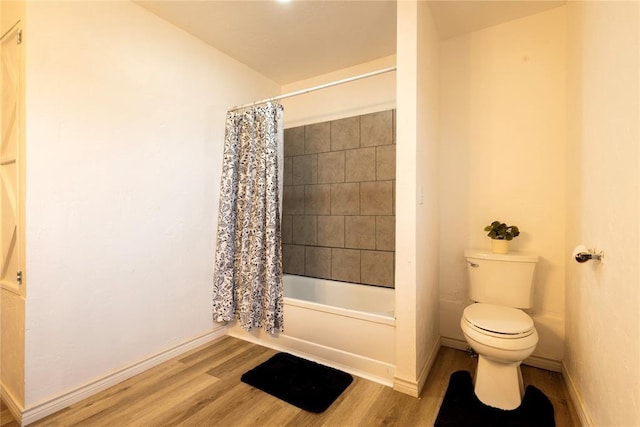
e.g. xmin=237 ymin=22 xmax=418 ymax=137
xmin=484 ymin=220 xmax=520 ymax=254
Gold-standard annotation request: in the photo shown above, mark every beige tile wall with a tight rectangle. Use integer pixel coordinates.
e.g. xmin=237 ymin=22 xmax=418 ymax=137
xmin=282 ymin=109 xmax=396 ymax=288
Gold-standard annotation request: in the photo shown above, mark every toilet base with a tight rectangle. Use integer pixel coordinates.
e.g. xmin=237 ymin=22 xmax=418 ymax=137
xmin=474 ymin=355 xmax=524 ymax=410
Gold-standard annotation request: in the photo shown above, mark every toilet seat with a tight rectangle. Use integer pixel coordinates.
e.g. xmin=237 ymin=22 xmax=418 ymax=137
xmin=463 ymin=303 xmax=534 ymax=339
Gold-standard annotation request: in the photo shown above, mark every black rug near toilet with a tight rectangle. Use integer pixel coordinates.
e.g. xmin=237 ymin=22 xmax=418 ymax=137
xmin=241 ymin=352 xmax=353 ymax=413
xmin=435 ymin=371 xmax=556 ymax=427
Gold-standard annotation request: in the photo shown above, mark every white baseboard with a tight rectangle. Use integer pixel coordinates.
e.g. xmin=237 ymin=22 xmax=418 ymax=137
xmin=393 ymin=336 xmax=442 ymax=397
xmin=441 ymin=336 xmax=469 ymax=352
xmin=562 ymin=361 xmax=593 ymax=427
xmin=525 ymin=354 xmax=563 ymax=373
xmin=393 ymin=376 xmax=420 ymax=397
xmin=440 ymin=337 xmax=563 ymax=372
xmin=416 ymin=336 xmax=442 ymax=395
xmin=1 ymin=384 xmax=23 ymax=425
xmin=21 ymin=327 xmax=227 ymax=426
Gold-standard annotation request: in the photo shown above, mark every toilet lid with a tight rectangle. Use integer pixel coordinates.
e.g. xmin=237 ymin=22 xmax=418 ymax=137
xmin=463 ymin=303 xmax=534 ymax=335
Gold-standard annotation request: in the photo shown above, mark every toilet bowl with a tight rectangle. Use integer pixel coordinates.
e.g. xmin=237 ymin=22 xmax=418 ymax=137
xmin=461 ymin=302 xmax=538 ymax=410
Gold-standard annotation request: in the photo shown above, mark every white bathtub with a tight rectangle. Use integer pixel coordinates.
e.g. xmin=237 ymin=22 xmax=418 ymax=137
xmin=227 ymin=274 xmax=396 ymax=385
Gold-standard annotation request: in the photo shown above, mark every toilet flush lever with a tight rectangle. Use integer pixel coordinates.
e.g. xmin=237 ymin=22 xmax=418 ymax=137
xmin=467 ymin=261 xmax=479 ymax=268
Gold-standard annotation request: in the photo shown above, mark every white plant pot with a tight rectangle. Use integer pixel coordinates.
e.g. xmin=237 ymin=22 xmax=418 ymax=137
xmin=491 ymin=239 xmax=509 ymax=254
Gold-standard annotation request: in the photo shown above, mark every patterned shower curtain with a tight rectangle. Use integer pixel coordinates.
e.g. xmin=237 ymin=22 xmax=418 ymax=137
xmin=213 ymin=102 xmax=284 ymax=334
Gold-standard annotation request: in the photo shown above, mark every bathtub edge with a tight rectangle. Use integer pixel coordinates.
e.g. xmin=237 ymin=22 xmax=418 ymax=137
xmin=227 ymin=327 xmax=395 ymax=387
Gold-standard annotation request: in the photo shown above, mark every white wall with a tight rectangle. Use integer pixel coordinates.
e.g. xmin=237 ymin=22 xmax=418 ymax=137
xmin=439 ymin=7 xmax=567 ymax=362
xmin=394 ymin=1 xmax=440 ymax=396
xmin=565 ymin=2 xmax=640 ymax=425
xmin=415 ymin=0 xmax=441 ymax=390
xmin=280 ymin=55 xmax=395 ymax=128
xmin=23 ymin=1 xmax=278 ymax=407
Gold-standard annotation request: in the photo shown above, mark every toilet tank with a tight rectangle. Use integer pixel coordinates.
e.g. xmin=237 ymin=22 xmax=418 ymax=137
xmin=464 ymin=249 xmax=539 ymax=309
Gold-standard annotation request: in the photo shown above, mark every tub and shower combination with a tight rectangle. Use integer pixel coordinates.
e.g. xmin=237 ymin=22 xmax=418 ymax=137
xmin=222 ymin=70 xmax=398 ymax=385
xmin=228 ymin=274 xmax=396 ymax=385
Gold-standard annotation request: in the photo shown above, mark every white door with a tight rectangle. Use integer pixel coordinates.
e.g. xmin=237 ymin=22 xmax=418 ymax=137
xmin=0 ymin=22 xmax=23 ymax=295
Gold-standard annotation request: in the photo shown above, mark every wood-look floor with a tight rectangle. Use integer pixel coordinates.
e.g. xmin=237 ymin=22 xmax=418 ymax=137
xmin=1 ymin=400 xmax=18 ymax=427
xmin=2 ymin=336 xmax=580 ymax=426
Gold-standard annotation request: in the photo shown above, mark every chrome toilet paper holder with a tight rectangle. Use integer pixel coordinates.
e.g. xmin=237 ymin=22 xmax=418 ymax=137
xmin=574 ymin=247 xmax=604 ymax=263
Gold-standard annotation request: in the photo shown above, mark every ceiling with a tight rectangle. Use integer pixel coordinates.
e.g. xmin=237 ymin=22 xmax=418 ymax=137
xmin=136 ymin=0 xmax=566 ymax=85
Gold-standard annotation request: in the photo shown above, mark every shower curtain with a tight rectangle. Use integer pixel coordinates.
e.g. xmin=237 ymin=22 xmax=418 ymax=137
xmin=213 ymin=102 xmax=284 ymax=334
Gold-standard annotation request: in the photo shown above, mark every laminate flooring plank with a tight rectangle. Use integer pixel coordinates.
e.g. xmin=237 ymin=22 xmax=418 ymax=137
xmin=228 ymin=396 xmax=301 ymax=427
xmin=418 ymin=347 xmax=479 ymax=424
xmin=181 ymin=338 xmax=256 ymax=374
xmin=177 ymin=347 xmax=279 ymax=425
xmin=140 ymin=382 xmax=230 ymax=426
xmin=53 ymin=360 xmax=194 ymax=427
xmin=205 ymin=344 xmax=274 ymax=379
xmin=172 ymin=342 xmax=255 ymax=380
xmin=189 ymin=382 xmax=296 ymax=427
xmin=360 ymin=385 xmax=430 ymax=427
xmin=175 ymin=382 xmax=263 ymax=426
xmin=0 ymin=418 xmax=17 ymax=427
xmin=31 ymin=359 xmax=188 ymax=426
xmin=28 ymin=336 xmax=580 ymax=427
xmin=178 ymin=336 xmax=247 ymax=366
xmin=33 ymin=339 xmax=251 ymax=426
xmin=0 ymin=400 xmax=18 ymax=427
xmin=284 ymin=378 xmax=382 ymax=427
xmin=91 ymin=365 xmax=219 ymax=426
xmin=176 ymin=336 xmax=235 ymax=361
xmin=131 ymin=344 xmax=274 ymax=426
xmin=522 ymin=365 xmax=581 ymax=427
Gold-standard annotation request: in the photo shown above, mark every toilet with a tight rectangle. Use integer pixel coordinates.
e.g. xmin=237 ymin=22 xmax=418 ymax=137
xmin=461 ymin=249 xmax=539 ymax=410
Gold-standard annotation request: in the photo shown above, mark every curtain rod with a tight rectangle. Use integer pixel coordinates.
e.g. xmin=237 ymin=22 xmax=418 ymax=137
xmin=229 ymin=66 xmax=396 ymax=112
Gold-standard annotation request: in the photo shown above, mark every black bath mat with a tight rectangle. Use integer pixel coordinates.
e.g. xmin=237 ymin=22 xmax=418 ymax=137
xmin=435 ymin=371 xmax=556 ymax=427
xmin=241 ymin=352 xmax=353 ymax=413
